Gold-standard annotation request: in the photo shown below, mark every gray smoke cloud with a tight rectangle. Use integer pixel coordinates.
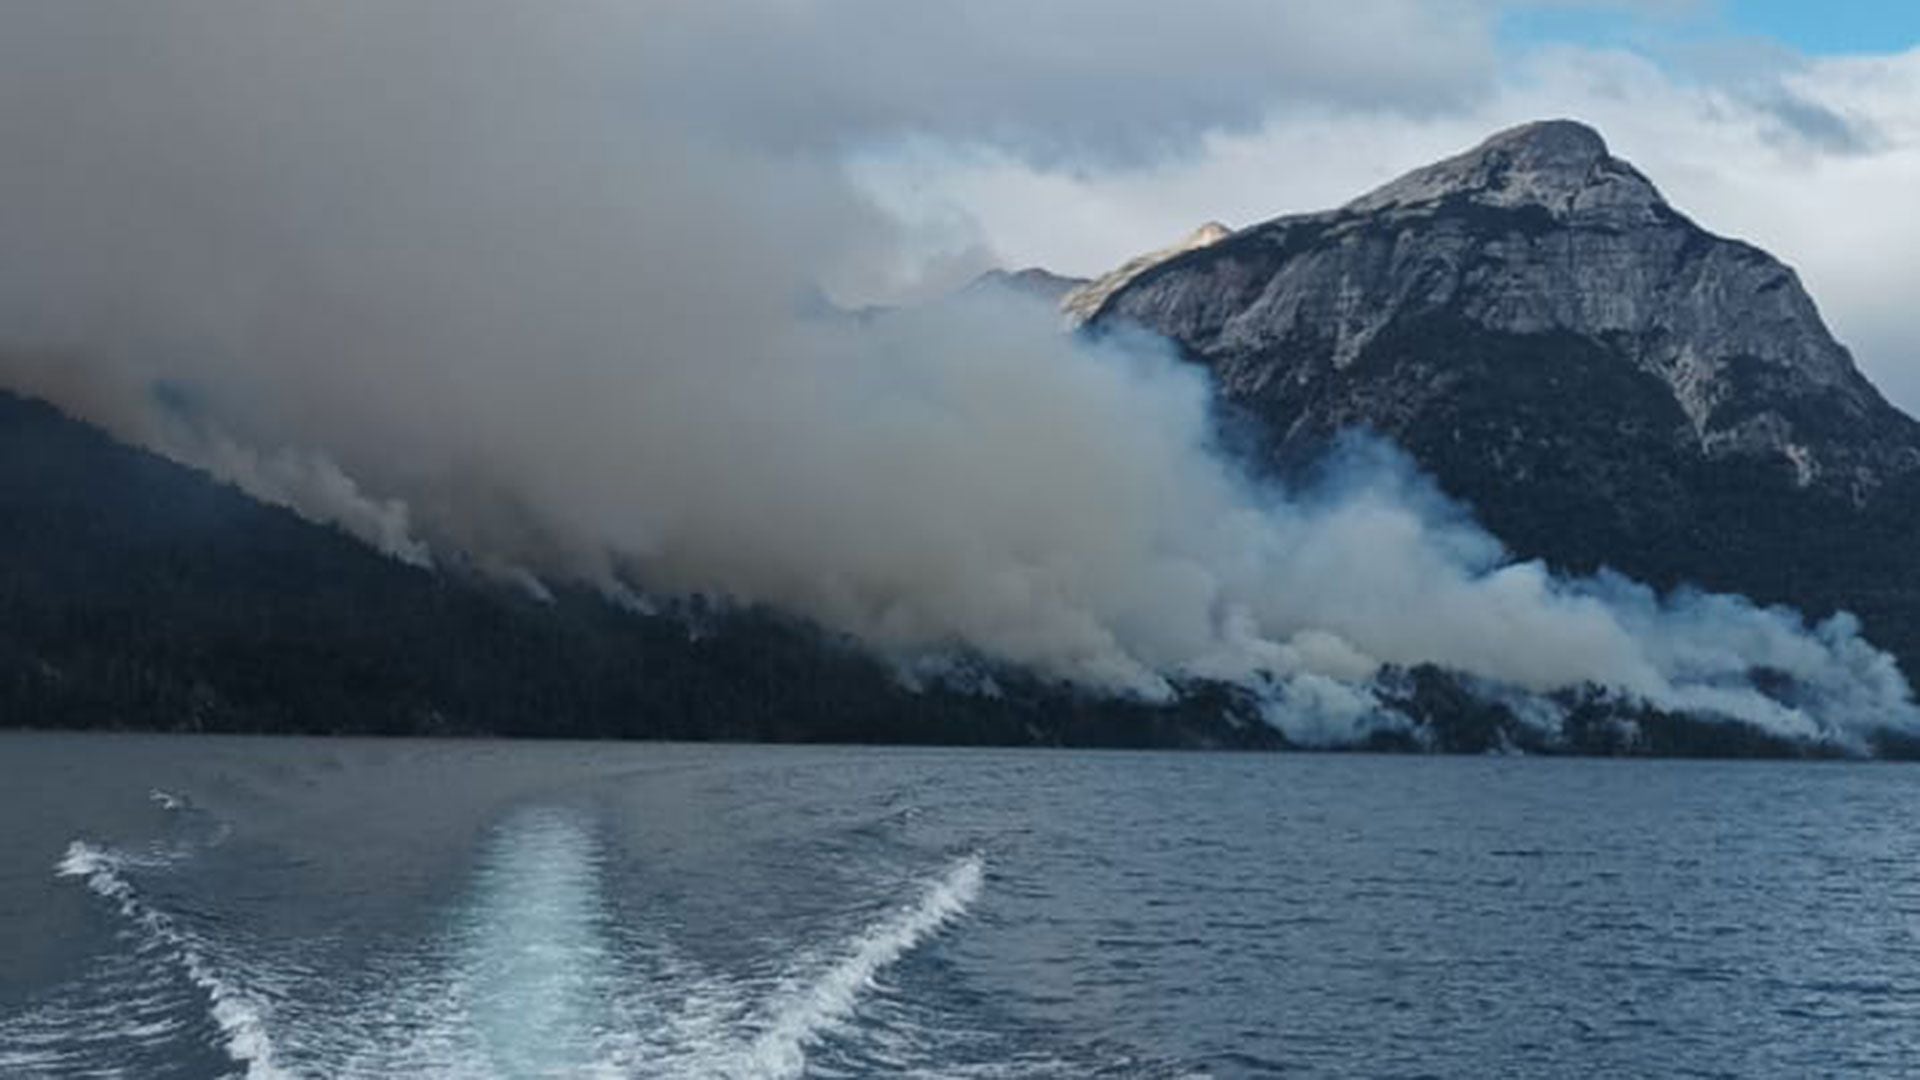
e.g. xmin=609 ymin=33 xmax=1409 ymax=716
xmin=0 ymin=2 xmax=1913 ymax=748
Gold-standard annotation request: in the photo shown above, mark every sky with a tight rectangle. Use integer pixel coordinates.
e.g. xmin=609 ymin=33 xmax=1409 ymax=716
xmin=1730 ymin=1 xmax=1920 ymax=54
xmin=852 ymin=1 xmax=1920 ymax=413
xmin=1504 ymin=1 xmax=1920 ymax=56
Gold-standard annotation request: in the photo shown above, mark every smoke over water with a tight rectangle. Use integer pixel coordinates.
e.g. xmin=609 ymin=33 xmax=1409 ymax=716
xmin=0 ymin=3 xmax=1913 ymax=747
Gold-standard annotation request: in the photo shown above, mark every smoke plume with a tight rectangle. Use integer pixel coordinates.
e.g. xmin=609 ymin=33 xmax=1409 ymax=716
xmin=0 ymin=2 xmax=1912 ymax=748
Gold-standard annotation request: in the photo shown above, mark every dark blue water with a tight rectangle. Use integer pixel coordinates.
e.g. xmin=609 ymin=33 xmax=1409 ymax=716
xmin=3 ymin=734 xmax=1919 ymax=1078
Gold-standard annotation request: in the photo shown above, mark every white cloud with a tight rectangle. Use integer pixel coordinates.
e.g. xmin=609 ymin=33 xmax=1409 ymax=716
xmin=646 ymin=0 xmax=1500 ymax=166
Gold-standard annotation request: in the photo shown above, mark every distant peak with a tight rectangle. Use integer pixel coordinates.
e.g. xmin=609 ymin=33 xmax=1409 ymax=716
xmin=1186 ymin=221 xmax=1233 ymax=246
xmin=1345 ymin=119 xmax=1664 ymax=222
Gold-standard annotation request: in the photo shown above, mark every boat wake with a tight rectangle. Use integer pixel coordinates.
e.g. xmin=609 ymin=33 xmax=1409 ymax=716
xmin=27 ymin=802 xmax=986 ymax=1078
xmin=731 ymin=853 xmax=986 ymax=1079
xmin=55 ymin=841 xmax=288 ymax=1079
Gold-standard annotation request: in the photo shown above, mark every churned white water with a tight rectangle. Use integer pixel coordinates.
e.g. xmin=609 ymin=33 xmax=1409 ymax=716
xmin=53 ymin=841 xmax=289 ymax=1080
xmin=27 ymin=804 xmax=983 ymax=1079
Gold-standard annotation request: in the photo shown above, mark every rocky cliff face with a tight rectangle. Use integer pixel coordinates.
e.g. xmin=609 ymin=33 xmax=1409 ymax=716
xmin=1087 ymin=120 xmax=1920 ymax=668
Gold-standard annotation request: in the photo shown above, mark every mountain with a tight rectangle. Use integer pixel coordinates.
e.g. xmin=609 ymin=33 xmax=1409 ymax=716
xmin=1086 ymin=120 xmax=1920 ymax=675
xmin=0 ymin=389 xmax=1278 ymax=748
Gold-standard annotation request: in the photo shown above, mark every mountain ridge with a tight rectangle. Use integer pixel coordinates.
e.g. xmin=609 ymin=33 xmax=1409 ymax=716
xmin=0 ymin=389 xmax=1290 ymax=748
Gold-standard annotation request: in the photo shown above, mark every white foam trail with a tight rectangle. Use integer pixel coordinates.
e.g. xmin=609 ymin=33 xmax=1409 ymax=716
xmin=150 ymin=788 xmax=187 ymax=811
xmin=217 ymin=805 xmax=744 ymax=1079
xmin=731 ymin=854 xmax=986 ymax=1080
xmin=44 ymin=823 xmax=984 ymax=1078
xmin=57 ymin=841 xmax=287 ymax=1080
xmin=458 ymin=808 xmax=616 ymax=1078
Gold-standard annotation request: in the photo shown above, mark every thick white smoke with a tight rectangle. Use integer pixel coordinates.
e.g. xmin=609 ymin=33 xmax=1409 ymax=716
xmin=0 ymin=3 xmax=1912 ymax=748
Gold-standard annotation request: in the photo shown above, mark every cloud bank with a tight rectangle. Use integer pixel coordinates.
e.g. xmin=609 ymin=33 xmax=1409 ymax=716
xmin=0 ymin=2 xmax=1912 ymax=748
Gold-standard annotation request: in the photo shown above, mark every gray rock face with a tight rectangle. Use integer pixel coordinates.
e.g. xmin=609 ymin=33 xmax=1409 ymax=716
xmin=1087 ymin=120 xmax=1920 ymax=671
xmin=1344 ymin=120 xmax=1665 ymax=225
xmin=1095 ymin=120 xmax=1920 ymax=499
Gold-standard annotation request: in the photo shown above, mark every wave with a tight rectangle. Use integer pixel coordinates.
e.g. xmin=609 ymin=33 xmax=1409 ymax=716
xmin=729 ymin=853 xmax=986 ymax=1079
xmin=56 ymin=840 xmax=288 ymax=1080
xmin=0 ymin=948 xmax=198 ymax=1076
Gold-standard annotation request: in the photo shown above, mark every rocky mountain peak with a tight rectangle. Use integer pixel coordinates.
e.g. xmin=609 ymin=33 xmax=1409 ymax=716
xmin=1344 ymin=119 xmax=1666 ymax=225
xmin=1186 ymin=221 xmax=1234 ymax=246
xmin=1059 ymin=220 xmax=1234 ymax=326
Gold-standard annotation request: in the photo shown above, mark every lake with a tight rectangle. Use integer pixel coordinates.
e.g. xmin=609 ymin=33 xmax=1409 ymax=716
xmin=2 ymin=733 xmax=1917 ymax=1077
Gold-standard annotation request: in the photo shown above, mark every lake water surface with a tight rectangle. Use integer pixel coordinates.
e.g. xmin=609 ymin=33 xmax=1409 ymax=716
xmin=2 ymin=733 xmax=1918 ymax=1077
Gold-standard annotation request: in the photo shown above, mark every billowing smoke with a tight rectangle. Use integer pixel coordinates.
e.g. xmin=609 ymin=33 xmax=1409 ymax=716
xmin=0 ymin=3 xmax=1913 ymax=749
